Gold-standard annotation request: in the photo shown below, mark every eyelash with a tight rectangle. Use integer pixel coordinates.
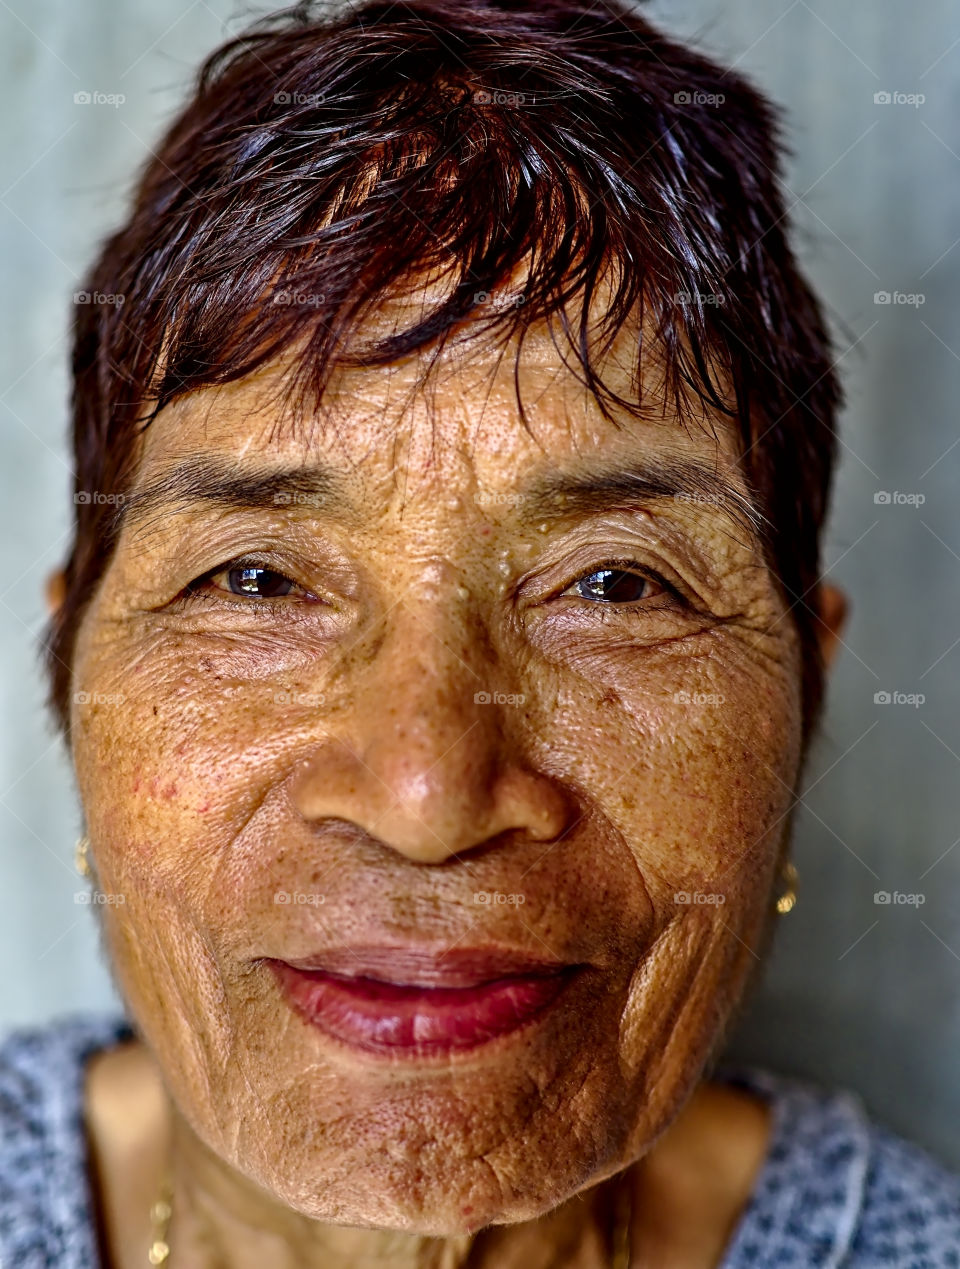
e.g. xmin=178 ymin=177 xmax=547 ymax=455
xmin=178 ymin=556 xmax=684 ymax=616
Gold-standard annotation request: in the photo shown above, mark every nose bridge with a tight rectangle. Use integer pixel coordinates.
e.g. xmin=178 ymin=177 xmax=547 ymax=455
xmin=363 ymin=552 xmax=495 ymax=727
xmin=357 ymin=595 xmax=497 ymax=812
xmin=290 ymin=592 xmax=571 ymax=863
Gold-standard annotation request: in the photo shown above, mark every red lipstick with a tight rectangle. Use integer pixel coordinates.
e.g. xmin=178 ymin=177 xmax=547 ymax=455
xmin=268 ymin=945 xmax=582 ymax=1057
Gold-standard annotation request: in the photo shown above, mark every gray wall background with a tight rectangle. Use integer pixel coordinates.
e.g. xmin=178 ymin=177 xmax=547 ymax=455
xmin=2 ymin=1 xmax=958 ymax=1166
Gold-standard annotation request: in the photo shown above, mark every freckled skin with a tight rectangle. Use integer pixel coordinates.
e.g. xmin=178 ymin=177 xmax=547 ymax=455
xmin=68 ymin=308 xmax=818 ymax=1267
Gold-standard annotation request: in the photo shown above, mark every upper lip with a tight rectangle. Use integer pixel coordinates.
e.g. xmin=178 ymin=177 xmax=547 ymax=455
xmin=275 ymin=944 xmax=578 ymax=988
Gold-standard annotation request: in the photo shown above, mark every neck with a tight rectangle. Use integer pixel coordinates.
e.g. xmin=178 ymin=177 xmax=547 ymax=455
xmin=164 ymin=1104 xmax=616 ymax=1269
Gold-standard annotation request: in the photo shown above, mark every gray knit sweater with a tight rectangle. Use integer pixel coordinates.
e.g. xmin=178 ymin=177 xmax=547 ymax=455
xmin=1 ymin=1013 xmax=958 ymax=1267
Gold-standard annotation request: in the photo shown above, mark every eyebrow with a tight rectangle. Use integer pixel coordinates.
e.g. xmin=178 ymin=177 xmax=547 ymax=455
xmin=517 ymin=455 xmax=768 ymax=548
xmin=114 ymin=450 xmax=767 ymax=551
xmin=115 ymin=453 xmax=354 ymax=536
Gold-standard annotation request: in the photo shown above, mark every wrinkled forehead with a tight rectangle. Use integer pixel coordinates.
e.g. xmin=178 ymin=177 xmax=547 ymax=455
xmin=132 ymin=289 xmax=744 ymax=507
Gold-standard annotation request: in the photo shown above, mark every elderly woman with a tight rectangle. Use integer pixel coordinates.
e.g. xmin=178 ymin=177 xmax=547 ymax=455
xmin=2 ymin=0 xmax=958 ymax=1266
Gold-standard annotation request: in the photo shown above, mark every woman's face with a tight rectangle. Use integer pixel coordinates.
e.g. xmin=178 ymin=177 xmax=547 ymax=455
xmin=68 ymin=315 xmax=803 ymax=1234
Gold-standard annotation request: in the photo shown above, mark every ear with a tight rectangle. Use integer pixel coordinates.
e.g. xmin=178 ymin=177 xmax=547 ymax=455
xmin=45 ymin=568 xmax=67 ymax=616
xmin=813 ymin=581 xmax=848 ymax=672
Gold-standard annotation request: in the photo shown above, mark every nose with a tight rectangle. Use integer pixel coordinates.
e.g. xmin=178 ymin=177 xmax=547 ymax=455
xmin=288 ymin=617 xmax=571 ymax=864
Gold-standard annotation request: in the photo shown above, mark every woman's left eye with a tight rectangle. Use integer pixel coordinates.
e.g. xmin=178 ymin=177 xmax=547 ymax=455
xmin=568 ymin=563 xmax=672 ymax=606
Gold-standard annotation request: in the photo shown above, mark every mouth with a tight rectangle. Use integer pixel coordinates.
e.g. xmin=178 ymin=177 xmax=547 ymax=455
xmin=267 ymin=945 xmax=586 ymax=1058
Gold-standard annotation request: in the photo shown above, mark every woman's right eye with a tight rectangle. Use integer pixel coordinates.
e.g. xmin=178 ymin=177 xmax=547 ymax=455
xmin=219 ymin=565 xmax=296 ymax=599
xmin=184 ymin=558 xmax=316 ymax=603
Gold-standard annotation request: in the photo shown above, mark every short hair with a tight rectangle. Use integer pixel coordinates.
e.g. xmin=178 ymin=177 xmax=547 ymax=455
xmin=43 ymin=0 xmax=842 ymax=756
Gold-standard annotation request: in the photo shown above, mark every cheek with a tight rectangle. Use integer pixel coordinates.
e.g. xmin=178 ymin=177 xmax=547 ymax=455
xmin=72 ymin=673 xmax=281 ymax=1100
xmin=532 ymin=632 xmax=802 ymax=898
xmin=71 ymin=645 xmax=278 ymax=904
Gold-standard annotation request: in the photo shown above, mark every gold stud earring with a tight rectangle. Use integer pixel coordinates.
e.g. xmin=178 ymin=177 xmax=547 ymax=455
xmin=75 ymin=834 xmax=93 ymax=880
xmin=775 ymin=859 xmax=798 ymax=914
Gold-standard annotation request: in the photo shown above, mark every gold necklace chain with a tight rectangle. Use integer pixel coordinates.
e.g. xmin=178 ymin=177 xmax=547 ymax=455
xmin=147 ymin=1171 xmax=173 ymax=1265
xmin=146 ymin=1164 xmax=634 ymax=1268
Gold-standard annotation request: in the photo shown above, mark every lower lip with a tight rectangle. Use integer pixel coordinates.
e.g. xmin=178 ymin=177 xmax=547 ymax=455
xmin=269 ymin=961 xmax=579 ymax=1057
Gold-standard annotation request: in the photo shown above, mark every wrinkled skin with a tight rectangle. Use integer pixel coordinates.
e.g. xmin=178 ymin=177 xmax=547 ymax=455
xmin=63 ymin=307 xmax=845 ymax=1267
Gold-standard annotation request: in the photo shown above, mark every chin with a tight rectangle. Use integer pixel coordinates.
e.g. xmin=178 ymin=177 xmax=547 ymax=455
xmin=255 ymin=1157 xmax=597 ymax=1237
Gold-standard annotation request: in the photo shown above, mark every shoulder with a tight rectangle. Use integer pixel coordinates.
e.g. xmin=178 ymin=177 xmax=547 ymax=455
xmin=716 ymin=1065 xmax=960 ymax=1268
xmin=852 ymin=1117 xmax=960 ymax=1266
xmin=0 ymin=1011 xmax=134 ymax=1269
